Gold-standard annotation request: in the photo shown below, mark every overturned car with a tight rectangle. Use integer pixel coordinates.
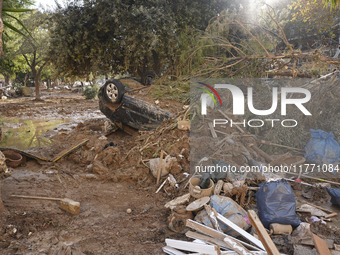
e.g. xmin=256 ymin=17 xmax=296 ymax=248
xmin=98 ymin=79 xmax=173 ymax=130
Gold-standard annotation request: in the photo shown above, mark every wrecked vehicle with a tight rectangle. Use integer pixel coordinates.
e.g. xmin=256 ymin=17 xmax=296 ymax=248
xmin=98 ymin=79 xmax=173 ymax=130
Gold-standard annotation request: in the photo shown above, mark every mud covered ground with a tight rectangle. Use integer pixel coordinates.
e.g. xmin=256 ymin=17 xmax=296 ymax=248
xmin=0 ymin=87 xmax=188 ymax=254
xmin=1 ymin=85 xmax=340 ymax=255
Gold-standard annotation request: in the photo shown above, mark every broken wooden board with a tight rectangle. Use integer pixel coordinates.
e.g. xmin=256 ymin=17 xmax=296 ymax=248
xmin=247 ymin=210 xmax=280 ymax=255
xmin=186 ymin=219 xmax=262 ymax=252
xmin=163 ymin=246 xmax=188 ymax=255
xmin=0 ymin=147 xmax=49 ymax=161
xmin=186 ymin=231 xmax=232 ymax=251
xmin=205 ymin=205 xmax=222 ymax=232
xmin=186 ymin=230 xmax=255 ymax=254
xmin=215 ymin=212 xmax=266 ymax=251
xmin=324 ymin=212 xmax=337 ymax=219
xmin=165 ymin=239 xmax=238 ymax=255
xmin=52 ymin=139 xmax=89 ymax=162
xmin=0 ymin=139 xmax=89 ymax=162
xmin=312 ymin=234 xmax=332 ymax=255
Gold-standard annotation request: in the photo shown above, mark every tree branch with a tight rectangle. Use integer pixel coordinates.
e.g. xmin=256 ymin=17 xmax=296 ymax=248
xmin=22 ymin=54 xmax=33 ymax=69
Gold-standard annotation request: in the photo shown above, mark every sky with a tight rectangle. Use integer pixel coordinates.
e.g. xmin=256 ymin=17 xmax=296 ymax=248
xmin=33 ymin=0 xmax=61 ymax=10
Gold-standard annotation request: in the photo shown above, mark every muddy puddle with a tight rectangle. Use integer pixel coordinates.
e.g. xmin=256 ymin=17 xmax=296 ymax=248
xmin=1 ymin=118 xmax=72 ymax=150
xmin=1 ymin=111 xmax=105 ymax=150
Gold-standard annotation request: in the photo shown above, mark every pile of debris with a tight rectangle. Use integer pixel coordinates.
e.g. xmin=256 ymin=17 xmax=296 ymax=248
xmin=160 ymin=173 xmax=340 ymax=255
xmin=152 ymin=108 xmax=340 ymax=254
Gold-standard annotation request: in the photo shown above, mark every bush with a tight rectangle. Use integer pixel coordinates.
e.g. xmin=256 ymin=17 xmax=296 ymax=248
xmin=13 ymin=83 xmax=23 ymax=96
xmin=83 ymin=83 xmax=99 ymax=99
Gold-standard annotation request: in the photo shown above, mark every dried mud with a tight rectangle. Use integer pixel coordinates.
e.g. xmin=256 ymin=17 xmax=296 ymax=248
xmin=0 ymin=88 xmax=186 ymax=254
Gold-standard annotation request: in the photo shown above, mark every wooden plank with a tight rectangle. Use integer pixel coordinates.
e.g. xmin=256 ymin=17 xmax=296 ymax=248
xmin=165 ymin=239 xmax=238 ymax=255
xmin=186 ymin=219 xmax=262 ymax=252
xmin=325 ymin=212 xmax=337 ymax=219
xmin=52 ymin=139 xmax=89 ymax=162
xmin=205 ymin=204 xmax=222 ymax=232
xmin=155 ymin=178 xmax=167 ymax=193
xmin=247 ymin=210 xmax=280 ymax=255
xmin=162 ymin=246 xmax=188 ymax=255
xmin=216 ymin=212 xmax=266 ymax=251
xmin=312 ymin=234 xmax=332 ymax=255
xmin=186 ymin=231 xmax=231 ymax=251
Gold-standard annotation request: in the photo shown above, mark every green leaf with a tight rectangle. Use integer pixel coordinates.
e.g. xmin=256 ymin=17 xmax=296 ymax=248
xmin=3 ymin=20 xmax=26 ymax=37
xmin=3 ymin=12 xmax=33 ymax=39
xmin=2 ymin=8 xmax=33 ymax=13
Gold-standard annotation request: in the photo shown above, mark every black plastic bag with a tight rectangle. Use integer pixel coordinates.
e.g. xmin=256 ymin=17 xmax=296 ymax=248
xmin=326 ymin=187 xmax=340 ymax=207
xmin=256 ymin=179 xmax=301 ymax=228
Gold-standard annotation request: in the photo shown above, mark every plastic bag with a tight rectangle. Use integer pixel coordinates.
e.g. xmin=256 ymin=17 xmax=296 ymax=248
xmin=256 ymin=179 xmax=301 ymax=228
xmin=305 ymin=129 xmax=340 ymax=165
xmin=326 ymin=187 xmax=340 ymax=207
xmin=194 ymin=195 xmax=250 ymax=236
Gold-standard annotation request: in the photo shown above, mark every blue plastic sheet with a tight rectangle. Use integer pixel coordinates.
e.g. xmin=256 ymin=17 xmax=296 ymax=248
xmin=194 ymin=195 xmax=250 ymax=235
xmin=326 ymin=187 xmax=340 ymax=207
xmin=305 ymin=129 xmax=340 ymax=165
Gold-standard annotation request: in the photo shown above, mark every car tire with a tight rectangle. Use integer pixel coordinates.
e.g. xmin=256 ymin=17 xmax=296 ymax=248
xmin=141 ymin=71 xmax=156 ymax=86
xmin=103 ymin=80 xmax=125 ymax=103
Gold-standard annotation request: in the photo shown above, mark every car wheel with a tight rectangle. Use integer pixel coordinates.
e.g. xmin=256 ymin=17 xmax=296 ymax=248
xmin=142 ymin=71 xmax=156 ymax=86
xmin=104 ymin=80 xmax=125 ymax=103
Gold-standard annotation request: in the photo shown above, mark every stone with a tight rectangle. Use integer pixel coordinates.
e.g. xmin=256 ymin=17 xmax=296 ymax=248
xmin=60 ymin=199 xmax=80 ymax=215
xmin=149 ymin=155 xmax=180 ymax=178
xmin=178 ymin=120 xmax=190 ymax=131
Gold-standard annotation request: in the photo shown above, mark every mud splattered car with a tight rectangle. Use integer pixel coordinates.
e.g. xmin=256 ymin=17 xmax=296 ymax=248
xmin=98 ymin=79 xmax=173 ymax=130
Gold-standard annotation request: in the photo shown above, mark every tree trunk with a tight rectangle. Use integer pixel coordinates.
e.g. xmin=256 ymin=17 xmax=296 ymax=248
xmin=152 ymin=50 xmax=161 ymax=75
xmin=24 ymin=71 xmax=29 ymax=87
xmin=4 ymin=76 xmax=9 ymax=87
xmin=0 ymin=0 xmax=4 ymax=57
xmin=32 ymin=70 xmax=40 ymax=100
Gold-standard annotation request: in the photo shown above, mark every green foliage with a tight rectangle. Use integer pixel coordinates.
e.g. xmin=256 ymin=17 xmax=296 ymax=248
xmin=48 ymin=0 xmax=240 ymax=80
xmin=152 ymin=80 xmax=190 ymax=104
xmin=290 ymin=0 xmax=340 ymax=29
xmin=18 ymin=11 xmax=51 ymax=99
xmin=0 ymin=0 xmax=34 ymax=82
xmin=321 ymin=0 xmax=340 ymax=8
xmin=83 ymin=83 xmax=99 ymax=99
xmin=2 ymin=0 xmax=34 ymax=38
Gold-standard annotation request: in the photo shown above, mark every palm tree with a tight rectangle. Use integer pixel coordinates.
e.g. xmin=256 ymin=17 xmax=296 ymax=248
xmin=0 ymin=0 xmax=33 ymax=56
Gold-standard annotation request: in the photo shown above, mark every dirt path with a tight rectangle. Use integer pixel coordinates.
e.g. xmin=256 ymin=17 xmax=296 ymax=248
xmin=2 ymin=168 xmax=181 ymax=254
xmin=0 ymin=89 xmax=184 ymax=254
